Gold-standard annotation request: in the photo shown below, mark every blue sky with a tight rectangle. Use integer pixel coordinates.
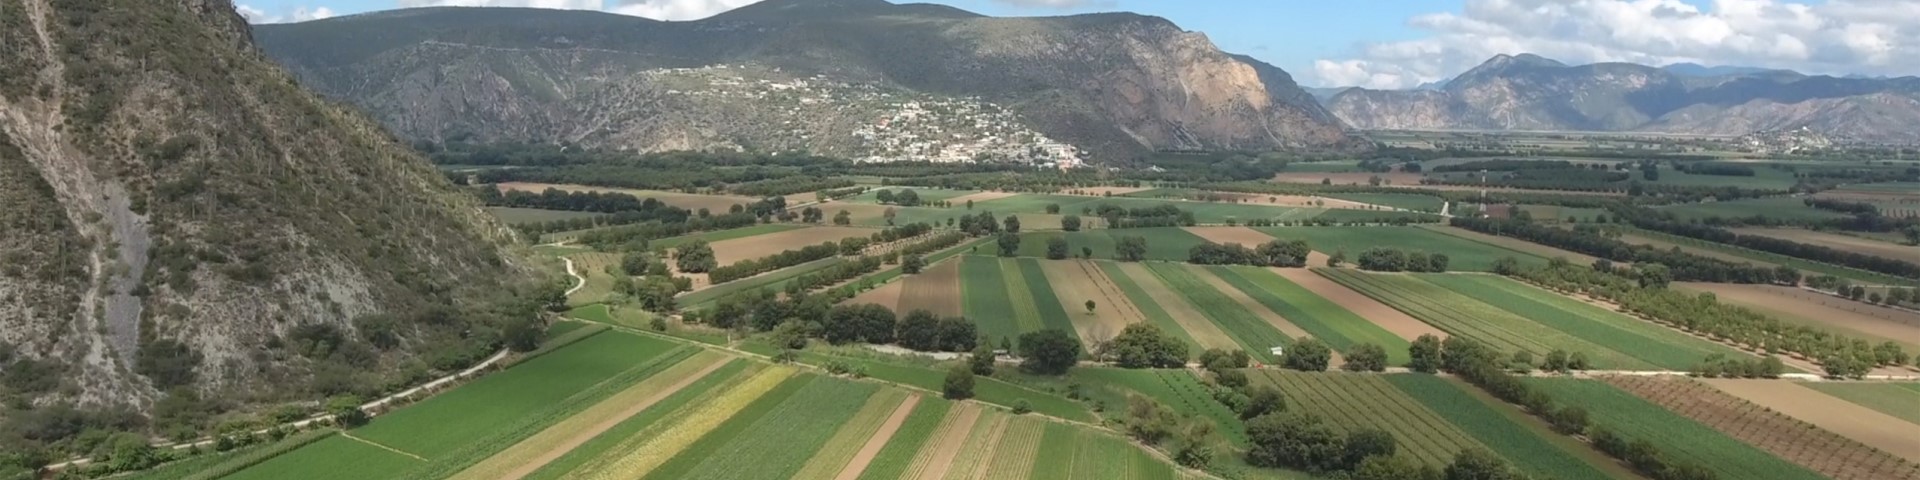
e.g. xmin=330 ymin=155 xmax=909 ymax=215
xmin=237 ymin=0 xmax=1912 ymax=88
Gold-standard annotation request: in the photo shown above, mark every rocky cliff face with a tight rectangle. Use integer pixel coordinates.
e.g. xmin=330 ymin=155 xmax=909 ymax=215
xmin=1326 ymin=54 xmax=1920 ymax=142
xmin=0 ymin=0 xmax=528 ymax=412
xmin=253 ymin=1 xmax=1359 ymax=161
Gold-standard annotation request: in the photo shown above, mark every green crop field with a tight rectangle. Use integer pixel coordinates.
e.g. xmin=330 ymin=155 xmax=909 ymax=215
xmin=680 ymin=257 xmax=848 ymax=307
xmin=1385 ymin=375 xmax=1617 ymax=480
xmin=352 ymin=332 xmax=681 ymax=458
xmin=635 ymin=374 xmax=814 ymax=479
xmin=1015 ymin=228 xmax=1209 ymax=261
xmin=1523 ymin=378 xmax=1825 ymax=480
xmin=524 ymin=362 xmax=757 ymax=480
xmin=222 ymin=436 xmax=420 ymax=480
xmin=648 ymin=224 xmax=806 ymax=250
xmin=1323 ymin=193 xmax=1446 ymax=212
xmin=795 ymin=352 xmax=1093 ymax=422
xmin=1621 ymin=227 xmax=1918 ymax=286
xmin=659 ymin=378 xmax=879 ymax=479
xmin=1658 ymin=196 xmax=1853 ymax=223
xmin=960 ymin=256 xmax=1075 ymax=341
xmin=1803 ymin=382 xmax=1920 ymax=425
xmin=844 ymin=187 xmax=979 ymax=204
xmin=485 ymin=207 xmax=604 ymax=225
xmin=1417 ymin=274 xmax=1756 ymax=371
xmin=1250 ymin=371 xmax=1483 ymax=468
xmin=1074 ymin=368 xmax=1249 ymax=447
xmin=1097 ymin=261 xmax=1202 ymax=350
xmin=1318 ymin=270 xmax=1655 ymax=370
xmin=1029 ymin=422 xmax=1179 ymax=480
xmin=854 ymin=398 xmax=953 ymax=480
xmin=1254 ymin=226 xmax=1545 ymax=271
xmin=1207 ymin=266 xmax=1411 ymax=365
xmin=1147 ymin=263 xmax=1292 ymax=363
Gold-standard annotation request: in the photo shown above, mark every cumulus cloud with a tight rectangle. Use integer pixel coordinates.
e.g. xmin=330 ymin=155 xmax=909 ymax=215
xmin=1311 ymin=0 xmax=1920 ymax=89
xmin=238 ymin=4 xmax=337 ymax=23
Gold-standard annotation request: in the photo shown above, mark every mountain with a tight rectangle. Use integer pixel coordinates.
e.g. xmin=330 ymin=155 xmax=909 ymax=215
xmin=250 ymin=1 xmax=1359 ymax=162
xmin=1662 ymin=63 xmax=1788 ymax=77
xmin=1325 ymin=54 xmax=1920 ymax=141
xmin=0 ymin=0 xmax=532 ymax=417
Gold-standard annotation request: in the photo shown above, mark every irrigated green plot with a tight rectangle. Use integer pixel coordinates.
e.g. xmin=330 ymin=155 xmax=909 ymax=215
xmin=352 ymin=332 xmax=680 ymax=458
xmin=1385 ymin=374 xmax=1618 ymax=480
xmin=1074 ymin=368 xmax=1249 ymax=447
xmin=1209 ymin=266 xmax=1411 ymax=365
xmin=1147 ymin=263 xmax=1291 ymax=363
xmin=1319 ymin=270 xmax=1654 ymax=370
xmin=1015 ymin=258 xmax=1076 ymax=333
xmin=1255 ymin=226 xmax=1545 ymax=271
xmin=795 ymin=352 xmax=1092 ymax=422
xmin=1803 ymin=382 xmax=1920 ymax=426
xmin=665 ymin=377 xmax=879 ymax=479
xmin=524 ymin=362 xmax=757 ymax=480
xmin=639 ymin=374 xmax=815 ymax=480
xmin=962 ymin=255 xmax=1022 ymax=341
xmin=224 ymin=436 xmax=420 ymax=480
xmin=1523 ymin=378 xmax=1825 ymax=480
xmin=1419 ymin=274 xmax=1757 ymax=371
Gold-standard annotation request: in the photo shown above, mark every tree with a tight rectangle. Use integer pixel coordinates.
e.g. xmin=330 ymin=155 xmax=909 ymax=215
xmin=676 ymin=239 xmax=718 ymax=273
xmin=1509 ymin=350 xmax=1534 ymax=373
xmin=1354 ymin=455 xmax=1440 ymax=480
xmin=883 ymin=207 xmax=898 ymax=226
xmin=1045 ymin=203 xmax=1061 ymax=214
xmin=1246 ymin=413 xmax=1346 ymax=472
xmin=503 ymin=319 xmax=543 ymax=352
xmin=1002 ymin=215 xmax=1021 ymax=233
xmin=1046 ymin=237 xmax=1070 ymax=260
xmin=943 ymin=364 xmax=975 ymax=399
xmin=902 ymin=254 xmax=926 ymax=274
xmin=997 ymin=232 xmax=1022 ymax=257
xmin=1282 ymin=339 xmax=1332 ymax=371
xmin=1085 ymin=299 xmax=1097 ymax=314
xmin=1548 ymin=405 xmax=1589 ymax=434
xmin=1327 ymin=249 xmax=1346 ymax=267
xmin=1342 ymin=343 xmax=1387 ymax=372
xmin=1408 ymin=334 xmax=1442 ymax=373
xmin=965 ymin=199 xmax=975 ymax=210
xmin=1849 ymin=285 xmax=1868 ymax=301
xmin=1568 ymin=351 xmax=1592 ymax=371
xmin=1081 ymin=246 xmax=1094 ymax=259
xmin=1116 ymin=236 xmax=1149 ymax=262
xmin=898 ymin=310 xmax=941 ymax=351
xmin=1199 ymin=348 xmax=1252 ymax=371
xmin=833 ymin=209 xmax=852 ymax=226
xmin=1442 ymin=448 xmax=1521 ymax=480
xmin=1637 ymin=264 xmax=1671 ymax=289
xmin=1017 ymin=329 xmax=1083 ymax=375
xmin=620 ymin=253 xmax=650 ymax=276
xmin=1343 ymin=429 xmax=1397 ymax=471
xmin=875 ymin=189 xmax=895 ymax=204
xmin=1108 ymin=323 xmax=1188 ymax=368
xmin=328 ymin=395 xmax=369 ymax=427
xmin=1906 ymin=225 xmax=1920 ymax=246
xmin=1428 ymin=253 xmax=1450 ymax=273
xmin=970 ymin=335 xmax=997 ymax=375
xmin=1061 ymin=214 xmax=1083 ymax=232
xmin=1542 ymin=349 xmax=1570 ymax=372
xmin=1242 ymin=386 xmax=1286 ymax=419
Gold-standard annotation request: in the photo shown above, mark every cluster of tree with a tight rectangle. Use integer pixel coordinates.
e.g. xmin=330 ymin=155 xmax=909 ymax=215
xmin=1424 ymin=335 xmax=1720 ymax=480
xmin=1432 ymin=159 xmax=1581 ymax=173
xmin=815 ymin=186 xmax=868 ymax=202
xmin=1185 ymin=240 xmax=1312 ymax=267
xmin=1279 ymin=339 xmax=1335 ymax=371
xmin=473 ymin=164 xmax=798 ymax=193
xmin=1115 ymin=236 xmax=1151 ymax=262
xmin=1691 ymin=353 xmax=1787 ymax=378
xmin=698 ymin=287 xmax=980 ymax=353
xmin=573 ymin=213 xmax=761 ymax=251
xmin=704 ymin=241 xmax=840 ymax=283
xmin=956 ymin=211 xmax=1008 ymax=237
xmin=885 ymin=170 xmax=1120 ymax=192
xmin=1093 ymin=324 xmax=1190 ymax=368
xmin=784 ymin=256 xmax=886 ymax=300
xmin=873 ymin=189 xmax=936 ymax=207
xmin=1453 ymin=217 xmax=1792 ymax=284
xmin=1674 ymin=162 xmax=1755 ymax=177
xmin=1806 ymin=276 xmax=1920 ymax=309
xmin=1119 ymin=395 xmax=1221 ymax=469
xmin=1354 ymin=248 xmax=1449 ymax=273
xmin=672 ymin=240 xmax=720 ymax=274
xmin=872 ymin=222 xmax=935 ymax=243
xmin=1088 ymin=203 xmax=1199 ymax=229
xmin=475 ymin=187 xmax=680 ymax=215
xmin=1248 ymin=411 xmax=1528 ymax=479
xmin=1514 ymin=259 xmax=1909 ymax=377
xmin=1016 ymin=329 xmax=1084 ymax=375
xmin=728 ymin=175 xmax=854 ymax=197
xmin=1613 ymin=207 xmax=1920 ymax=279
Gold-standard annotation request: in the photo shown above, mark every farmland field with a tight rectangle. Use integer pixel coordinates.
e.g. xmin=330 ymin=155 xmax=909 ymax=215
xmin=1523 ymin=377 xmax=1827 ymax=480
xmin=974 ymin=193 xmax=1313 ymax=224
xmin=1659 ymin=196 xmax=1853 ymax=223
xmin=1075 ymin=368 xmax=1250 ymax=447
xmin=1321 ymin=192 xmax=1445 ymax=212
xmin=1731 ymin=227 xmax=1919 ymax=263
xmin=484 ymin=206 xmax=603 ymax=225
xmin=646 ymin=224 xmax=806 ymax=250
xmin=1207 ymin=266 xmax=1412 ymax=365
xmin=1015 ymin=228 xmax=1210 ymax=262
xmin=854 ymin=398 xmax=954 ymax=480
xmin=652 ymin=377 xmax=880 ymax=479
xmin=1621 ymin=228 xmax=1918 ymax=286
xmin=708 ymin=226 xmax=873 ymax=265
xmin=1104 ymin=261 xmax=1235 ymax=351
xmin=1038 ymin=259 xmax=1146 ymax=345
xmin=522 ymin=362 xmax=761 ymax=480
xmin=1253 ymin=226 xmax=1545 ymax=271
xmin=1419 ymin=274 xmax=1755 ymax=370
xmin=1318 ymin=270 xmax=1656 ymax=370
xmin=1384 ymin=374 xmax=1619 ymax=480
xmin=1272 ymin=268 xmax=1445 ymax=341
xmin=844 ymin=187 xmax=980 ymax=205
xmin=222 ymin=436 xmax=420 ymax=480
xmin=1693 ymin=379 xmax=1920 ymax=468
xmin=960 ymin=256 xmax=1076 ymax=342
xmin=678 ymin=257 xmax=847 ymax=306
xmin=564 ymin=252 xmax=623 ymax=305
xmin=1146 ymin=262 xmax=1293 ymax=363
xmin=1249 ymin=371 xmax=1484 ymax=468
xmin=1804 ymin=382 xmax=1920 ymax=426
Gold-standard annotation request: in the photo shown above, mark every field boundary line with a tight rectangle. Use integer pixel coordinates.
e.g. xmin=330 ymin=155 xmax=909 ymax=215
xmin=338 ymin=431 xmax=427 ymax=462
xmin=832 ymin=394 xmax=924 ymax=480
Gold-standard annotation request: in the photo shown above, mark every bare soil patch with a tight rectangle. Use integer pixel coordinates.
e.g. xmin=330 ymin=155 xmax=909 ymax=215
xmin=1732 ymin=228 xmax=1919 ymax=263
xmin=709 ymin=226 xmax=873 ymax=265
xmin=834 ymin=395 xmax=924 ymax=480
xmin=1679 ymin=282 xmax=1920 ymax=350
xmin=1608 ymin=376 xmax=1920 ymax=480
xmin=1039 ymin=259 xmax=1145 ymax=345
xmin=899 ymin=259 xmax=963 ymax=317
xmin=843 ymin=278 xmax=903 ymax=311
xmin=946 ymin=191 xmax=1020 ymax=205
xmin=907 ymin=403 xmax=982 ymax=480
xmin=479 ymin=354 xmax=733 ymax=480
xmin=1283 ymin=268 xmax=1446 ymax=340
xmin=1182 ymin=226 xmax=1278 ymax=247
xmin=1112 ymin=262 xmax=1240 ymax=350
xmin=1702 ymin=379 xmax=1920 ymax=466
xmin=1190 ymin=266 xmax=1344 ymax=364
xmin=495 ymin=182 xmax=756 ymax=212
xmin=1421 ymin=225 xmax=1603 ymax=265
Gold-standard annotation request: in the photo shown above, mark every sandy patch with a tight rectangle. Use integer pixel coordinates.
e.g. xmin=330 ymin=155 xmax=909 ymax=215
xmin=1283 ymin=268 xmax=1446 ymax=341
xmin=899 ymin=259 xmax=963 ymax=317
xmin=1702 ymin=379 xmax=1920 ymax=465
xmin=946 ymin=191 xmax=1020 ymax=206
xmin=842 ymin=279 xmax=903 ymax=311
xmin=475 ymin=354 xmax=732 ymax=480
xmin=905 ymin=403 xmax=983 ymax=480
xmin=1733 ymin=228 xmax=1919 ymax=263
xmin=709 ymin=226 xmax=873 ymax=265
xmin=833 ymin=395 xmax=924 ymax=480
xmin=1191 ymin=268 xmax=1345 ymax=365
xmin=1678 ymin=282 xmax=1920 ymax=350
xmin=1039 ymin=260 xmax=1145 ymax=345
xmin=1421 ymin=225 xmax=1603 ymax=265
xmin=495 ymin=182 xmax=757 ymax=212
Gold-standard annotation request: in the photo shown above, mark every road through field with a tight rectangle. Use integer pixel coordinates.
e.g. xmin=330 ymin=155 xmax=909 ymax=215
xmin=1702 ymin=379 xmax=1920 ymax=464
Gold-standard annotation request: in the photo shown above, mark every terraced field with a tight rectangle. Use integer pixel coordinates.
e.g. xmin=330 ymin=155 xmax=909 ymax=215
xmin=1418 ymin=274 xmax=1756 ymax=370
xmin=1524 ymin=377 xmax=1827 ymax=480
xmin=1318 ymin=270 xmax=1656 ymax=370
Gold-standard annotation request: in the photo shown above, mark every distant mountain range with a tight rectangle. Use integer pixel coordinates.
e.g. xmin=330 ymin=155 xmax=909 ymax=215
xmin=252 ymin=0 xmax=1360 ymax=161
xmin=1321 ymin=54 xmax=1920 ymax=142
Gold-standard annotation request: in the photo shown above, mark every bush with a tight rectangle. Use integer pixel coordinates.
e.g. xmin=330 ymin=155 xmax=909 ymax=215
xmin=943 ymin=364 xmax=975 ymax=400
xmin=1012 ymin=399 xmax=1032 ymax=414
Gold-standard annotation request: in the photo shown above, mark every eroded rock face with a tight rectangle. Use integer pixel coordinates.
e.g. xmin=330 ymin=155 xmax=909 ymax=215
xmin=253 ymin=3 xmax=1360 ymax=161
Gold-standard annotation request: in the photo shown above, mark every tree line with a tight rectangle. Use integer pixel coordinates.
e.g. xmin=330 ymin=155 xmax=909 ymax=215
xmin=1451 ymin=217 xmax=1792 ymax=284
xmin=1612 ymin=206 xmax=1920 ymax=280
xmin=1185 ymin=240 xmax=1311 ymax=267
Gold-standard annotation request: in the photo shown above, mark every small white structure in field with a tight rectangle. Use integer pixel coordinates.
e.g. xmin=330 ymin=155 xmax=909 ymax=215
xmin=1269 ymin=346 xmax=1285 ymax=357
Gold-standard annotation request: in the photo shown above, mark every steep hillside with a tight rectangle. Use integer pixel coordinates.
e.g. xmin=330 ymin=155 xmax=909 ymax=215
xmin=1326 ymin=54 xmax=1920 ymax=141
xmin=252 ymin=1 xmax=1359 ymax=161
xmin=0 ymin=0 xmax=535 ymax=424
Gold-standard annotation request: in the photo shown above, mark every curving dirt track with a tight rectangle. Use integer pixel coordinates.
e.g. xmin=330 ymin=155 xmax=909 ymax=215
xmin=1605 ymin=376 xmax=1920 ymax=480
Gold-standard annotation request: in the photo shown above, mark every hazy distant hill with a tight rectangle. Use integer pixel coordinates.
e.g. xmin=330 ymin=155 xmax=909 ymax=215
xmin=1325 ymin=54 xmax=1920 ymax=141
xmin=252 ymin=0 xmax=1362 ymax=161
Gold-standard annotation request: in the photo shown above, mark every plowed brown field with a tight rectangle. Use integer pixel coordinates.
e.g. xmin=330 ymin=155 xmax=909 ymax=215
xmin=709 ymin=227 xmax=872 ymax=265
xmin=898 ymin=259 xmax=962 ymax=317
xmin=1604 ymin=376 xmax=1920 ymax=480
xmin=1039 ymin=259 xmax=1144 ymax=344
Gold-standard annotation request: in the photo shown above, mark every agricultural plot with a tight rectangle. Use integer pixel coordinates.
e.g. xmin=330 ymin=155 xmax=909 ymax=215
xmin=1523 ymin=377 xmax=1827 ymax=480
xmin=647 ymin=224 xmax=806 ymax=250
xmin=795 ymin=352 xmax=1093 ymax=422
xmin=1804 ymin=382 xmax=1920 ymax=426
xmin=1027 ymin=422 xmax=1178 ymax=480
xmin=1208 ymin=266 xmax=1412 ymax=365
xmin=1103 ymin=262 xmax=1233 ymax=351
xmin=1692 ymin=379 xmax=1920 ymax=469
xmin=521 ymin=363 xmax=762 ymax=480
xmin=1250 ymin=371 xmax=1484 ymax=469
xmin=1623 ymin=228 xmax=1918 ymax=286
xmin=790 ymin=392 xmax=918 ymax=480
xmin=485 ymin=206 xmax=604 ymax=225
xmin=1318 ymin=270 xmax=1656 ymax=370
xmin=222 ymin=436 xmax=420 ymax=480
xmin=709 ymin=226 xmax=873 ymax=265
xmin=1271 ymin=268 xmax=1445 ymax=341
xmin=1658 ymin=196 xmax=1853 ymax=223
xmin=1253 ymin=226 xmax=1545 ymax=271
xmin=1146 ymin=262 xmax=1293 ymax=363
xmin=1419 ymin=225 xmax=1602 ymax=265
xmin=844 ymin=188 xmax=981 ymax=205
xmin=855 ymin=399 xmax=955 ymax=480
xmin=1419 ymin=274 xmax=1755 ymax=370
xmin=1321 ymin=192 xmax=1445 ymax=212
xmin=1075 ymin=368 xmax=1249 ymax=447
xmin=1038 ymin=259 xmax=1146 ymax=345
xmin=899 ymin=257 xmax=964 ymax=316
xmin=564 ymin=252 xmax=624 ymax=305
xmin=1384 ymin=374 xmax=1618 ymax=480
xmin=1648 ymin=165 xmax=1802 ymax=189
xmin=1015 ymin=227 xmax=1210 ymax=262
xmin=564 ymin=366 xmax=804 ymax=479
xmin=959 ymin=256 xmax=1075 ymax=342
xmin=653 ymin=377 xmax=881 ymax=480
xmin=1731 ymin=227 xmax=1920 ymax=263
xmin=975 ymin=193 xmax=1311 ymax=224
xmin=678 ymin=257 xmax=847 ymax=306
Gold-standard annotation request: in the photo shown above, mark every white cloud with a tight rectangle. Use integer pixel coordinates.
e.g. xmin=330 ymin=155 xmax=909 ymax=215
xmin=609 ymin=0 xmax=764 ymax=20
xmin=1311 ymin=0 xmax=1920 ymax=89
xmin=239 ymin=4 xmax=338 ymax=23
